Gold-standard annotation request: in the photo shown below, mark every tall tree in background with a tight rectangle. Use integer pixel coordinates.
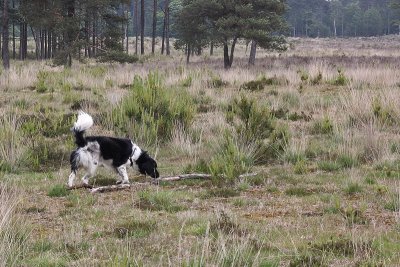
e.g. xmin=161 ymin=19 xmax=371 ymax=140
xmin=134 ymin=0 xmax=138 ymax=54
xmin=152 ymin=0 xmax=157 ymax=54
xmin=176 ymin=0 xmax=287 ymax=68
xmin=165 ymin=0 xmax=170 ymax=55
xmin=2 ymin=0 xmax=10 ymax=69
xmin=140 ymin=0 xmax=144 ymax=54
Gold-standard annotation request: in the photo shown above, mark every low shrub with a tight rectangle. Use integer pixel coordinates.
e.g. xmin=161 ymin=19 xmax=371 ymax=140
xmin=137 ymin=190 xmax=186 ymax=212
xmin=311 ymin=116 xmax=334 ymax=135
xmin=97 ymin=51 xmax=139 ymax=63
xmin=47 ymin=185 xmax=70 ymax=197
xmin=114 ymin=219 xmax=157 ymax=238
xmin=226 ymin=95 xmax=274 ymax=144
xmin=331 ymin=68 xmax=348 ymax=86
xmin=240 ymin=75 xmax=287 ymax=91
xmin=106 ymin=73 xmax=196 ymax=145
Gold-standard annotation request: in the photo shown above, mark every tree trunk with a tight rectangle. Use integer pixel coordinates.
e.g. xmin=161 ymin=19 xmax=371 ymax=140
xmin=31 ymin=27 xmax=40 ymax=60
xmin=223 ymin=42 xmax=230 ymax=69
xmin=125 ymin=6 xmax=129 ymax=53
xmin=152 ymin=0 xmax=157 ymax=54
xmin=12 ymin=0 xmax=15 ymax=60
xmin=66 ymin=0 xmax=75 ymax=67
xmin=210 ymin=42 xmax=213 ymax=56
xmin=248 ymin=40 xmax=256 ymax=65
xmin=44 ymin=30 xmax=48 ymax=59
xmin=40 ymin=29 xmax=44 ymax=60
xmin=52 ymin=31 xmax=56 ymax=58
xmin=92 ymin=12 xmax=96 ymax=57
xmin=134 ymin=0 xmax=138 ymax=55
xmin=333 ymin=18 xmax=337 ymax=38
xmin=17 ymin=22 xmax=27 ymax=60
xmin=161 ymin=8 xmax=166 ymax=54
xmin=48 ymin=31 xmax=52 ymax=59
xmin=140 ymin=0 xmax=144 ymax=54
xmin=229 ymin=37 xmax=237 ymax=67
xmin=186 ymin=44 xmax=190 ymax=63
xmin=85 ymin=19 xmax=89 ymax=57
xmin=165 ymin=0 xmax=170 ymax=55
xmin=2 ymin=0 xmax=10 ymax=69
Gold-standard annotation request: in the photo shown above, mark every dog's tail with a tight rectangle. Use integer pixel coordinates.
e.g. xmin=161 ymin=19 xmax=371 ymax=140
xmin=72 ymin=111 xmax=93 ymax=147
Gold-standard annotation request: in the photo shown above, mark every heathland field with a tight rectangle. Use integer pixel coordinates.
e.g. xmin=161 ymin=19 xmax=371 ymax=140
xmin=1 ymin=37 xmax=400 ymax=266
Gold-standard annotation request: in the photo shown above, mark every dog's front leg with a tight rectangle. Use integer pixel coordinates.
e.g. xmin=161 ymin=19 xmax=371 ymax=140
xmin=116 ymin=165 xmax=130 ymax=184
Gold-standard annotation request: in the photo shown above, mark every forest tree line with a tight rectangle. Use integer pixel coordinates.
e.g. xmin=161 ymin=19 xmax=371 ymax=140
xmin=1 ymin=0 xmax=400 ymax=70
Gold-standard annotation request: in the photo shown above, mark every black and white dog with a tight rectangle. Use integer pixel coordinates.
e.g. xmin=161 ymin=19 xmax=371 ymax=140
xmin=68 ymin=111 xmax=159 ymax=187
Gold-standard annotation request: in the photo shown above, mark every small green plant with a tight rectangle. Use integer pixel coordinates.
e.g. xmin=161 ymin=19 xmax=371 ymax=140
xmin=208 ymin=73 xmax=228 ymax=88
xmin=208 ymin=133 xmax=254 ymax=184
xmin=181 ymin=75 xmax=192 ymax=87
xmin=311 ymin=71 xmax=323 ymax=85
xmin=332 ymin=68 xmax=348 ymax=86
xmin=226 ymin=95 xmax=274 ymax=143
xmin=240 ymin=75 xmax=287 ymax=91
xmin=201 ymin=188 xmax=240 ymax=198
xmin=311 ymin=116 xmax=334 ymax=134
xmin=285 ymin=186 xmax=312 ymax=197
xmin=372 ymin=97 xmax=396 ymax=125
xmin=337 ymin=154 xmax=357 ymax=169
xmin=293 ymin=160 xmax=308 ymax=174
xmin=323 ymin=197 xmax=341 ymax=214
xmin=35 ymin=70 xmax=50 ymax=93
xmin=318 ymin=161 xmax=341 ymax=172
xmin=344 ymin=182 xmax=363 ymax=195
xmin=114 ymin=219 xmax=157 ymax=238
xmin=47 ymin=185 xmax=70 ymax=197
xmin=137 ymin=190 xmax=186 ymax=212
xmin=384 ymin=192 xmax=400 ymax=212
xmin=342 ymin=206 xmax=368 ymax=225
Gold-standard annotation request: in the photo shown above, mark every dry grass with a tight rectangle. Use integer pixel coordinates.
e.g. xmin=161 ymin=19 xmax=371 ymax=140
xmin=1 ymin=36 xmax=400 ymax=265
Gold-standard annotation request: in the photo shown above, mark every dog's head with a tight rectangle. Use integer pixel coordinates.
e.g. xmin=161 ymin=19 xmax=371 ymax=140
xmin=136 ymin=151 xmax=159 ymax=178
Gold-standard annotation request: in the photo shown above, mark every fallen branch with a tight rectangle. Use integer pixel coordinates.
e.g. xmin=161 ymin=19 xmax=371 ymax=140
xmin=72 ymin=173 xmax=260 ymax=193
xmin=90 ymin=183 xmax=132 ymax=193
xmin=67 ymin=184 xmax=93 ymax=190
xmin=155 ymin=173 xmax=212 ymax=182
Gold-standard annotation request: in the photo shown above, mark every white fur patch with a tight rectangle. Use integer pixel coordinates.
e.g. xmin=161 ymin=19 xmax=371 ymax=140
xmin=73 ymin=111 xmax=93 ymax=132
xmin=131 ymin=142 xmax=142 ymax=161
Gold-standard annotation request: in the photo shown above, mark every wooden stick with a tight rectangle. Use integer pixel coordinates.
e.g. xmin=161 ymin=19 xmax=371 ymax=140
xmin=155 ymin=173 xmax=212 ymax=182
xmin=90 ymin=183 xmax=132 ymax=193
xmin=67 ymin=184 xmax=93 ymax=190
xmin=80 ymin=173 xmax=259 ymax=193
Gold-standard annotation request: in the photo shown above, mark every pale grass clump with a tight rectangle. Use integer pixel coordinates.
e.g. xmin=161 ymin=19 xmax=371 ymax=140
xmin=170 ymin=123 xmax=203 ymax=159
xmin=0 ymin=112 xmax=26 ymax=171
xmin=284 ymin=134 xmax=308 ymax=163
xmin=0 ymin=186 xmax=29 ymax=267
xmin=348 ymin=67 xmax=400 ymax=88
xmin=0 ymin=61 xmax=43 ymax=90
xmin=338 ymin=89 xmax=375 ymax=126
xmin=337 ymin=123 xmax=391 ymax=164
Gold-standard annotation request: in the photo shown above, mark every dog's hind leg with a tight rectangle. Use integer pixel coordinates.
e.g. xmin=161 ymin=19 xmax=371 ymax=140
xmin=116 ymin=165 xmax=130 ymax=185
xmin=82 ymin=161 xmax=98 ymax=185
xmin=68 ymin=150 xmax=80 ymax=187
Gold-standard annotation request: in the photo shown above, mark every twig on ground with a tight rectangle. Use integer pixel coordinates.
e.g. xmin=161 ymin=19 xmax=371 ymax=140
xmin=67 ymin=173 xmax=259 ymax=193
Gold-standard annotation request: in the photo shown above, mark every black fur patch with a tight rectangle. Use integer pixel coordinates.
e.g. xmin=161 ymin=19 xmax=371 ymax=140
xmin=70 ymin=150 xmax=80 ymax=172
xmin=85 ymin=136 xmax=133 ymax=167
xmin=136 ymin=151 xmax=159 ymax=178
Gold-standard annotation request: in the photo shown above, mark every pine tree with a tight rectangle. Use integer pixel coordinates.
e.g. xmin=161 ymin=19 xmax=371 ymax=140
xmin=175 ymin=0 xmax=287 ymax=68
